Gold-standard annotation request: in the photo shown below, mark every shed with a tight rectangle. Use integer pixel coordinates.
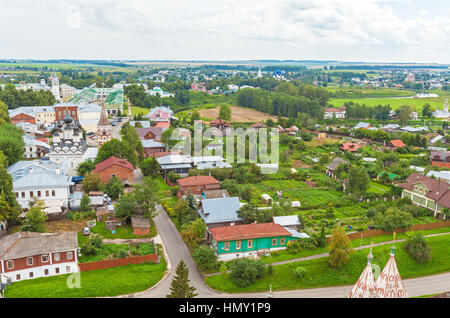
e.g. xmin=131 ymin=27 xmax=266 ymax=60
xmin=273 ymin=215 xmax=301 ymax=230
xmin=131 ymin=217 xmax=151 ymax=236
xmin=261 ymin=194 xmax=273 ymax=205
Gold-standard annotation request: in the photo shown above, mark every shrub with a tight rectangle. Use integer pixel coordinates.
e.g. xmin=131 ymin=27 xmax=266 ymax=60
xmin=267 ymin=264 xmax=273 ymax=275
xmin=292 ymin=266 xmax=306 ymax=279
xmin=404 ymin=233 xmax=432 ymax=264
xmin=80 ymin=241 xmax=96 ymax=256
xmin=230 ymin=258 xmax=266 ymax=287
xmin=90 ymin=236 xmax=104 ymax=250
xmin=219 ymin=263 xmax=228 ymax=275
xmin=116 ymin=249 xmax=129 ymax=259
xmin=328 ymin=226 xmax=352 ymax=268
xmin=192 ymin=245 xmax=218 ymax=271
xmin=373 ymin=207 xmax=413 ymax=232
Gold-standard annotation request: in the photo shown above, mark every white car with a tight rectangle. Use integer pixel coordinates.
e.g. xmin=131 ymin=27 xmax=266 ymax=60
xmin=83 ymin=227 xmax=91 ymax=236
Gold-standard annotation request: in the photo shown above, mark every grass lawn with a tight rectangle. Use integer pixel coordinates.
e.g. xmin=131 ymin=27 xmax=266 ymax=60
xmin=130 ymin=105 xmax=149 ymax=116
xmin=78 ymin=243 xmax=129 ymax=263
xmin=205 ymin=233 xmax=450 ymax=293
xmin=5 ymin=261 xmax=166 ymax=298
xmin=90 ymin=220 xmax=157 ymax=239
xmin=368 ymin=181 xmax=391 ymax=193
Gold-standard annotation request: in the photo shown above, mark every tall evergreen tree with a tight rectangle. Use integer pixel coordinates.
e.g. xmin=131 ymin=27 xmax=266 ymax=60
xmin=167 ymin=260 xmax=198 ymax=298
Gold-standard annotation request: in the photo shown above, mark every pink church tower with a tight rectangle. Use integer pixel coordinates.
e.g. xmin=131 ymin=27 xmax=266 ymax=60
xmin=374 ymin=244 xmax=408 ymax=298
xmin=349 ymin=248 xmax=377 ymax=298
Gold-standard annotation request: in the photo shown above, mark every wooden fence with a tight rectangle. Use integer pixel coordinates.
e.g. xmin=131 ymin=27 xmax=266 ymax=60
xmin=79 ymin=254 xmax=159 ymax=272
xmin=325 ymin=220 xmax=450 ymax=244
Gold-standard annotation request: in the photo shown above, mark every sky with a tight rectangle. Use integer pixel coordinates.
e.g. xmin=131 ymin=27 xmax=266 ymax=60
xmin=1 ymin=0 xmax=449 ymax=63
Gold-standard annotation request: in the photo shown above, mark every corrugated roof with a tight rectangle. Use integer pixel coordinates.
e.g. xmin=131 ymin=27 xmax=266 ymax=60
xmin=198 ymin=196 xmax=241 ymax=224
xmin=92 ymin=156 xmax=134 ymax=174
xmin=0 ymin=232 xmax=78 ymax=260
xmin=209 ymin=223 xmax=290 ymax=241
xmin=177 ymin=176 xmax=220 ymax=187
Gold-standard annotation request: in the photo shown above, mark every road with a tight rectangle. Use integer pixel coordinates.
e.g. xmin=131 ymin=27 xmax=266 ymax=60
xmin=123 ymin=201 xmax=450 ymax=298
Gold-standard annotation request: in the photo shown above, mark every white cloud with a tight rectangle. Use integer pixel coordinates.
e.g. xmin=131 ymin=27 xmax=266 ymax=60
xmin=0 ymin=0 xmax=449 ymax=62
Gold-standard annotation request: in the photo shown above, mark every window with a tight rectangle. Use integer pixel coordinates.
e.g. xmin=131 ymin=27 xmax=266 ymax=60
xmin=30 ymin=191 xmax=33 ymax=197
xmin=224 ymin=242 xmax=230 ymax=251
xmin=52 ymin=190 xmax=55 ymax=197
xmin=16 ymin=274 xmax=20 ymax=280
xmin=15 ymin=192 xmax=18 ymax=198
xmin=41 ymin=255 xmax=49 ymax=263
xmin=247 ymin=240 xmax=253 ymax=249
xmin=27 ymin=257 xmax=34 ymax=266
xmin=66 ymin=266 xmax=71 ymax=273
xmin=272 ymin=239 xmax=277 ymax=246
xmin=54 ymin=253 xmax=60 ymax=262
xmin=67 ymin=252 xmax=73 ymax=260
xmin=29 ymin=272 xmax=33 ymax=278
xmin=236 ymin=241 xmax=241 ymax=250
xmin=21 ymin=192 xmax=25 ymax=198
xmin=280 ymin=238 xmax=286 ymax=245
xmin=44 ymin=269 xmax=49 ymax=275
xmin=37 ymin=191 xmax=41 ymax=197
xmin=55 ymin=268 xmax=60 ymax=274
xmin=6 ymin=260 xmax=14 ymax=269
xmin=46 ymin=190 xmax=49 ymax=197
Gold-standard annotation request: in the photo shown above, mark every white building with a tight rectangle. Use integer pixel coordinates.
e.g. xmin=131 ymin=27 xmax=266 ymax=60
xmin=433 ymin=99 xmax=450 ymax=119
xmin=23 ymin=135 xmax=50 ymax=159
xmin=50 ymin=73 xmax=62 ymax=102
xmin=8 ymin=159 xmax=73 ymax=210
xmin=324 ymin=107 xmax=346 ymax=119
xmin=48 ymin=115 xmax=89 ymax=176
xmin=147 ymin=86 xmax=174 ymax=98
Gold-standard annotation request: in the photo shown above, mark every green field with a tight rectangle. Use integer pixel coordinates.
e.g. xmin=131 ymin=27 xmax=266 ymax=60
xmin=205 ymin=233 xmax=450 ymax=293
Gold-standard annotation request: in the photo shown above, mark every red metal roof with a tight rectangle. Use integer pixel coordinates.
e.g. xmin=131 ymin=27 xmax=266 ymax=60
xmin=209 ymin=223 xmax=290 ymax=241
xmin=177 ymin=175 xmax=220 ymax=187
xmin=154 ymin=121 xmax=170 ymax=129
xmin=92 ymin=156 xmax=134 ymax=174
xmin=340 ymin=142 xmax=360 ymax=152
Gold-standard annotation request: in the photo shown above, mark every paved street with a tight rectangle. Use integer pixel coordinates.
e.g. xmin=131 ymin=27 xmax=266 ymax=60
xmin=124 ymin=204 xmax=450 ymax=298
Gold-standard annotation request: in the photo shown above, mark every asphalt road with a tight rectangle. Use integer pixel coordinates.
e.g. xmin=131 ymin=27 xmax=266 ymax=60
xmin=123 ymin=202 xmax=450 ymax=298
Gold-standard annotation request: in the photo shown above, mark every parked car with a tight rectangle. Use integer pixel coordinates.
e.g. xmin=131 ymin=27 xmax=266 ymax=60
xmin=83 ymin=227 xmax=91 ymax=236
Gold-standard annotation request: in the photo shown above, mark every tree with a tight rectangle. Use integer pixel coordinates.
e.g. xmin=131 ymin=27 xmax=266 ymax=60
xmin=0 ymin=123 xmax=25 ymax=166
xmin=80 ymin=193 xmax=90 ymax=212
xmin=82 ymin=173 xmax=104 ymax=193
xmin=121 ymin=126 xmax=144 ymax=163
xmin=221 ymin=179 xmax=239 ymax=196
xmin=114 ymin=193 xmax=137 ymax=223
xmin=397 ymin=105 xmax=412 ymax=125
xmin=374 ymin=207 xmax=413 ymax=232
xmin=95 ymin=139 xmax=137 ymax=167
xmin=347 ymin=166 xmax=370 ymax=198
xmin=21 ymin=200 xmax=48 ymax=232
xmin=167 ymin=260 xmax=198 ymax=298
xmin=140 ymin=157 xmax=161 ymax=177
xmin=192 ymin=245 xmax=218 ymax=271
xmin=237 ymin=204 xmax=258 ymax=224
xmin=404 ymin=232 xmax=432 ymax=264
xmin=422 ymin=103 xmax=432 ymax=118
xmin=0 ymin=150 xmax=20 ymax=222
xmin=230 ymin=258 xmax=265 ymax=287
xmin=218 ymin=105 xmax=232 ymax=121
xmin=190 ymin=110 xmax=200 ymax=125
xmin=76 ymin=160 xmax=95 ymax=176
xmin=180 ymin=218 xmax=206 ymax=250
xmin=0 ymin=101 xmax=10 ymax=125
xmin=175 ymin=90 xmax=191 ymax=105
xmin=104 ymin=176 xmax=123 ymax=200
xmin=328 ymin=226 xmax=352 ymax=268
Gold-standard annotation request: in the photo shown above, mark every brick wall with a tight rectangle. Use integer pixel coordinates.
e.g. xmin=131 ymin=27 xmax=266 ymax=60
xmin=78 ymin=254 xmax=159 ymax=272
xmin=325 ymin=220 xmax=450 ymax=244
xmin=133 ymin=227 xmax=150 ymax=236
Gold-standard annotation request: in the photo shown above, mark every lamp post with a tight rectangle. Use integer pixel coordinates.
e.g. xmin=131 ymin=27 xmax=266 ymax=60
xmin=0 ymin=274 xmax=12 ymax=298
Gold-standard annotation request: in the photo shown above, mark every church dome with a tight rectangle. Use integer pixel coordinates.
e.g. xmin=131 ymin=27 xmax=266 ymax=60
xmin=64 ymin=113 xmax=73 ymax=124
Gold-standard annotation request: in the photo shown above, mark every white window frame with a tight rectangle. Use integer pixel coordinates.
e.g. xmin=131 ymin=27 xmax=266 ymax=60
xmin=6 ymin=260 xmax=14 ymax=269
xmin=54 ymin=253 xmax=60 ymax=262
xmin=67 ymin=251 xmax=73 ymax=260
xmin=27 ymin=257 xmax=34 ymax=266
xmin=41 ymin=254 xmax=49 ymax=263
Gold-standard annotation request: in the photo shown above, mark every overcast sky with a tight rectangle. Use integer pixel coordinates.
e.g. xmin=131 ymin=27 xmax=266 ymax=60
xmin=1 ymin=0 xmax=449 ymax=63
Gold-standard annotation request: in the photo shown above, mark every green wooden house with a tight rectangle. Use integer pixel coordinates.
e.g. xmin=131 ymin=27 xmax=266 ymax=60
xmin=208 ymin=223 xmax=300 ymax=261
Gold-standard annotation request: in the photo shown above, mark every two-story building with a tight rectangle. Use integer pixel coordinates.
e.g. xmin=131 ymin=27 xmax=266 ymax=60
xmin=324 ymin=107 xmax=346 ymax=119
xmin=209 ymin=223 xmax=300 ymax=261
xmin=8 ymin=159 xmax=73 ymax=211
xmin=0 ymin=232 xmax=78 ymax=283
xmin=398 ymin=173 xmax=450 ymax=218
xmin=91 ymin=156 xmax=134 ymax=186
